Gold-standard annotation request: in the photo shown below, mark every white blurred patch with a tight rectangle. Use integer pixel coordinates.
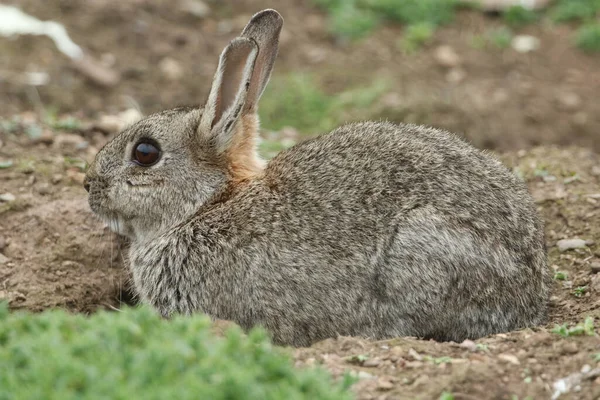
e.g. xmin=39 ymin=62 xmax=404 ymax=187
xmin=0 ymin=5 xmax=83 ymax=60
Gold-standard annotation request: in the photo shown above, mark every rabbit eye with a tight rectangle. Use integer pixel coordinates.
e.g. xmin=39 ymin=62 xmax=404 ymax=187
xmin=133 ymin=142 xmax=161 ymax=166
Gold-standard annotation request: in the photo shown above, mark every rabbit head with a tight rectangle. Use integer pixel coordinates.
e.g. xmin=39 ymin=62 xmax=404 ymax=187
xmin=84 ymin=10 xmax=283 ymax=240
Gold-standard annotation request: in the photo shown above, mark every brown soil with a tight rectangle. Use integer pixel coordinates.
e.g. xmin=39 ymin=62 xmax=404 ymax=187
xmin=1 ymin=1 xmax=600 ymax=399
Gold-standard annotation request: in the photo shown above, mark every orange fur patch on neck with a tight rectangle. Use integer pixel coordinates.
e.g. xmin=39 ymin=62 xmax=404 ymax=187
xmin=225 ymin=114 xmax=265 ymax=182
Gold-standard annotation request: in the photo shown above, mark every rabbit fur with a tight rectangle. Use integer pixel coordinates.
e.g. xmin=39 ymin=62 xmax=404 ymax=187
xmin=85 ymin=9 xmax=550 ymax=347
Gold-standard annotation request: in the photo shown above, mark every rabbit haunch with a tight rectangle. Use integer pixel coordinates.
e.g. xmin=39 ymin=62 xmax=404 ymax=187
xmin=85 ymin=9 xmax=550 ymax=347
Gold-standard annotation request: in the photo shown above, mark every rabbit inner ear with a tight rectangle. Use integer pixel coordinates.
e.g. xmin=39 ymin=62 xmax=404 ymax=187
xmin=240 ymin=9 xmax=283 ymax=113
xmin=199 ymin=37 xmax=258 ymax=153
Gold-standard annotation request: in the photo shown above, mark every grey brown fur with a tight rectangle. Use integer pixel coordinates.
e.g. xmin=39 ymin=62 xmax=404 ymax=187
xmin=85 ymin=9 xmax=550 ymax=347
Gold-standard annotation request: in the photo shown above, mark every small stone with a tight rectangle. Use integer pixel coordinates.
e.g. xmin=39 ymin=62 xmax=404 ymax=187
xmin=498 ymin=353 xmax=520 ymax=365
xmin=0 ymin=193 xmax=16 ymax=202
xmin=179 ymin=0 xmax=210 ymax=18
xmin=561 ymin=342 xmax=578 ymax=355
xmin=354 ymin=371 xmax=374 ymax=380
xmin=159 ymin=57 xmax=184 ymax=81
xmin=53 ymin=133 xmax=87 ymax=151
xmin=557 ymin=239 xmax=588 ymax=252
xmin=51 ymin=174 xmax=64 ymax=184
xmin=434 ymin=45 xmax=461 ymax=68
xmin=31 ymin=129 xmax=55 ymax=145
xmin=95 ymin=109 xmax=143 ymax=135
xmin=591 ymin=262 xmax=600 ymax=274
xmin=363 ymin=358 xmax=382 ymax=367
xmin=459 ymin=339 xmax=478 ymax=352
xmin=474 ymin=0 xmax=550 ymax=12
xmin=0 ymin=253 xmax=9 ymax=265
xmin=446 ymin=67 xmax=466 ymax=83
xmin=557 ymin=92 xmax=582 ymax=112
xmin=36 ymin=183 xmax=52 ymax=195
xmin=591 ymin=275 xmax=600 ymax=293
xmin=511 ymin=35 xmax=540 ymax=53
xmin=377 ymin=377 xmax=394 ymax=390
xmin=407 ymin=348 xmax=422 ymax=361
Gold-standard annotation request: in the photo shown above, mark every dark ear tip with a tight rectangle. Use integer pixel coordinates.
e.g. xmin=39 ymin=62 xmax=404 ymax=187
xmin=248 ymin=9 xmax=284 ymax=29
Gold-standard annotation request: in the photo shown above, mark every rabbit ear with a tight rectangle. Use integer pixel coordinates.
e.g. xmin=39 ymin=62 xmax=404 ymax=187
xmin=199 ymin=37 xmax=258 ymax=153
xmin=240 ymin=9 xmax=283 ymax=112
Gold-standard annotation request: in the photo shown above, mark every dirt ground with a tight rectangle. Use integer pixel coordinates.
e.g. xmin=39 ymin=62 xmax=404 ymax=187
xmin=1 ymin=1 xmax=600 ymax=399
xmin=2 ymin=0 xmax=600 ymax=151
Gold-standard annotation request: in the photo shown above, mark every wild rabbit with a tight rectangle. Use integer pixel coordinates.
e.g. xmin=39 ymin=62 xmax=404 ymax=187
xmin=85 ymin=9 xmax=549 ymax=347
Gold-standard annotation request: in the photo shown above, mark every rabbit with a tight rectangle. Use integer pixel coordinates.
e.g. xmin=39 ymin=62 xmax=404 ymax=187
xmin=84 ymin=9 xmax=550 ymax=347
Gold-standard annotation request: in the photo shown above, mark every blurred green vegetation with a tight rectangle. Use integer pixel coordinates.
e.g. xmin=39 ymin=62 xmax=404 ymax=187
xmin=259 ymin=73 xmax=386 ymax=135
xmin=0 ymin=303 xmax=354 ymax=400
xmin=312 ymin=0 xmax=600 ymax=52
xmin=313 ymin=0 xmax=466 ymax=42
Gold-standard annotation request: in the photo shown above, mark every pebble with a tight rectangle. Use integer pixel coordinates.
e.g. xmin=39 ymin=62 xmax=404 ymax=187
xmin=377 ymin=377 xmax=394 ymax=390
xmin=557 ymin=92 xmax=582 ymax=112
xmin=53 ymin=133 xmax=87 ymax=151
xmin=36 ymin=183 xmax=52 ymax=195
xmin=434 ymin=45 xmax=461 ymax=68
xmin=159 ymin=57 xmax=184 ymax=81
xmin=459 ymin=339 xmax=478 ymax=352
xmin=51 ymin=174 xmax=64 ymax=184
xmin=446 ymin=68 xmax=466 ymax=83
xmin=561 ymin=342 xmax=578 ymax=355
xmin=0 ymin=193 xmax=16 ymax=202
xmin=473 ymin=0 xmax=551 ymax=12
xmin=31 ymin=130 xmax=55 ymax=145
xmin=179 ymin=0 xmax=210 ymax=18
xmin=511 ymin=35 xmax=540 ymax=53
xmin=0 ymin=253 xmax=9 ymax=265
xmin=591 ymin=275 xmax=600 ymax=293
xmin=94 ymin=109 xmax=143 ymax=135
xmin=557 ymin=239 xmax=588 ymax=252
xmin=591 ymin=262 xmax=600 ymax=274
xmin=352 ymin=371 xmax=374 ymax=380
xmin=407 ymin=348 xmax=422 ymax=361
xmin=498 ymin=353 xmax=520 ymax=365
xmin=363 ymin=358 xmax=381 ymax=367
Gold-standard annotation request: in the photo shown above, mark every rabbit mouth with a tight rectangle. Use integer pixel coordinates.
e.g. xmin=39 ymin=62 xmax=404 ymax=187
xmin=97 ymin=212 xmax=132 ymax=237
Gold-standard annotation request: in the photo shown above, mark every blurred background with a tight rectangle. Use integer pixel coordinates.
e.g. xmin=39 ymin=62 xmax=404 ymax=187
xmin=1 ymin=0 xmax=599 ymax=156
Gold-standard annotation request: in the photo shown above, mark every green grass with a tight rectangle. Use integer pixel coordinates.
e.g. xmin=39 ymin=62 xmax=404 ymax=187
xmin=313 ymin=0 xmax=600 ymax=52
xmin=573 ymin=286 xmax=588 ymax=297
xmin=503 ymin=5 xmax=538 ymax=27
xmin=551 ymin=316 xmax=596 ymax=337
xmin=575 ymin=23 xmax=600 ymax=52
xmin=553 ymin=271 xmax=568 ymax=281
xmin=259 ymin=73 xmax=386 ymax=136
xmin=399 ymin=22 xmax=435 ymax=53
xmin=0 ymin=303 xmax=354 ymax=400
xmin=487 ymin=27 xmax=513 ymax=49
xmin=312 ymin=0 xmax=466 ymax=42
xmin=551 ymin=0 xmax=600 ymax=23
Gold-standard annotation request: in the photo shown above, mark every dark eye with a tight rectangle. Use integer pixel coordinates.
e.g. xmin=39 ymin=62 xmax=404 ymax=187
xmin=133 ymin=142 xmax=161 ymax=166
